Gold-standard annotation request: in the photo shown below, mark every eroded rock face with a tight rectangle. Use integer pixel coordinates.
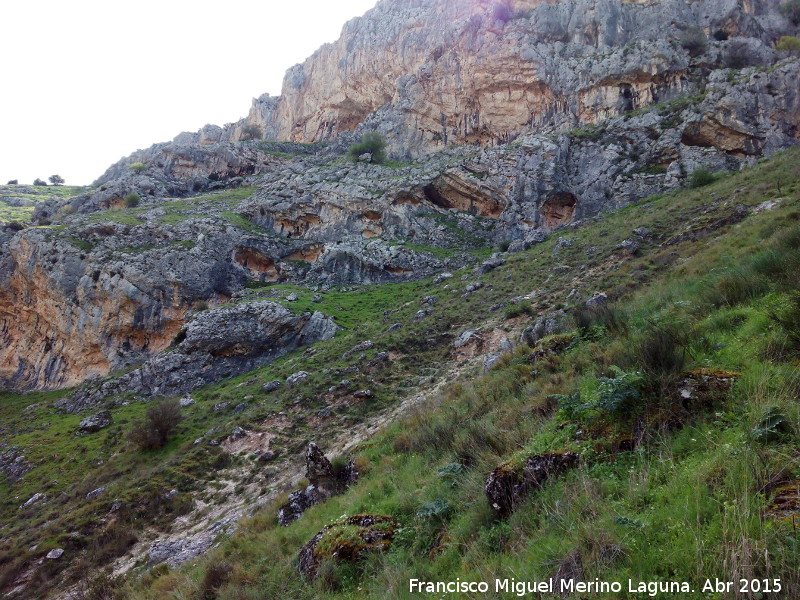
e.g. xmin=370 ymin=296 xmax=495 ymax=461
xmin=486 ymin=451 xmax=580 ymax=516
xmin=69 ymin=301 xmax=339 ymax=403
xmin=297 ymin=514 xmax=397 ymax=579
xmin=179 ymin=0 xmax=792 ymax=157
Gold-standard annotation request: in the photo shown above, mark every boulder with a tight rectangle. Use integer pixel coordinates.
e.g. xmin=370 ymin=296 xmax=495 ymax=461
xmin=179 ymin=396 xmax=196 ymax=407
xmin=277 ymin=443 xmax=359 ymax=526
xmin=298 ymin=515 xmax=398 ymax=579
xmin=20 ymin=492 xmax=46 ymax=509
xmin=520 ymin=310 xmax=569 ymax=347
xmin=585 ymin=293 xmax=609 ymax=310
xmin=285 ymin=371 xmax=310 ymax=388
xmin=46 ymin=548 xmax=64 ymax=560
xmin=78 ymin=410 xmax=112 ymax=433
xmin=86 ymin=487 xmax=106 ymax=501
xmin=486 ymin=452 xmax=580 ymax=516
xmin=453 ymin=329 xmax=480 ymax=349
xmin=262 ymin=380 xmax=282 ymax=393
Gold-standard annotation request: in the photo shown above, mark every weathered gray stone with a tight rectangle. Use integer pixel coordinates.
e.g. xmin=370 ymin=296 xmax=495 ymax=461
xmin=78 ymin=411 xmax=112 ymax=433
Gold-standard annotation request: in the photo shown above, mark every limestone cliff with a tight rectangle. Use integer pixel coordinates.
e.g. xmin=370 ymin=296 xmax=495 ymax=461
xmin=180 ymin=0 xmax=794 ymax=156
xmin=3 ymin=0 xmax=800 ymax=393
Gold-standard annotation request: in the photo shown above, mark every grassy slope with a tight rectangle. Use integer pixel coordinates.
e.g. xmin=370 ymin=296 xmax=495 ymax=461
xmin=1 ymin=150 xmax=800 ymax=599
xmin=0 ymin=185 xmax=89 ymax=223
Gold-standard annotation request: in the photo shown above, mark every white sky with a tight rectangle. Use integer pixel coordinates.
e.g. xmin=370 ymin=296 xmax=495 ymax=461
xmin=0 ymin=0 xmax=377 ymax=186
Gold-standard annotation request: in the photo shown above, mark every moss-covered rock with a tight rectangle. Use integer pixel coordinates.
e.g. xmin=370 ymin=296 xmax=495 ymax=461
xmin=298 ymin=514 xmax=398 ymax=579
xmin=486 ymin=451 xmax=579 ymax=516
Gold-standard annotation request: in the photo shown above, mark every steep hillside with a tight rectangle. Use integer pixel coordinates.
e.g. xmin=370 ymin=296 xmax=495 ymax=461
xmin=2 ymin=0 xmax=800 ymax=597
xmin=1 ymin=148 xmax=799 ymax=599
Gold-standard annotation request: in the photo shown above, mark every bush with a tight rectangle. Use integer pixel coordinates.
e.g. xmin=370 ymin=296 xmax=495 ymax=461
xmin=199 ymin=558 xmax=232 ymax=600
xmin=679 ymin=27 xmax=707 ymax=57
xmin=722 ymin=40 xmax=751 ymax=68
xmin=33 ymin=178 xmax=47 ymax=186
xmin=6 ymin=179 xmax=17 ymax=185
xmin=48 ymin=174 xmax=65 ymax=186
xmin=129 ymin=399 xmax=182 ymax=450
xmin=689 ymin=167 xmax=716 ymax=188
xmin=777 ymin=35 xmax=800 ymax=53
xmin=129 ymin=162 xmax=147 ymax=174
xmin=572 ymin=305 xmax=628 ymax=338
xmin=241 ymin=123 xmax=263 ymax=141
xmin=347 ymin=132 xmax=387 ymax=164
xmin=627 ymin=324 xmax=687 ymax=393
xmin=781 ymin=0 xmax=800 ymax=26
xmin=124 ymin=193 xmax=141 ymax=208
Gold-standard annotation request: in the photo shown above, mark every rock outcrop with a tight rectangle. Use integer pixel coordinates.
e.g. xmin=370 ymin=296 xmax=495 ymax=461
xmin=278 ymin=443 xmax=358 ymax=526
xmin=297 ymin=514 xmax=398 ymax=579
xmin=486 ymin=451 xmax=580 ymax=515
xmin=179 ymin=0 xmax=796 ymax=156
xmin=68 ymin=301 xmax=339 ymax=403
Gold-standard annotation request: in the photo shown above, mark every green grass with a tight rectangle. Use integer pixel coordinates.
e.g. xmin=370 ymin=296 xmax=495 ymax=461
xmin=0 ymin=184 xmax=90 ymax=223
xmin=3 ymin=149 xmax=800 ymax=599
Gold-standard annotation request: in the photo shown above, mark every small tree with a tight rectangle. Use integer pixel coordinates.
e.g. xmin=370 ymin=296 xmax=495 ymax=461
xmin=679 ymin=27 xmax=708 ymax=57
xmin=48 ymin=174 xmax=65 ymax=186
xmin=781 ymin=0 xmax=800 ymax=26
xmin=124 ymin=193 xmax=141 ymax=208
xmin=777 ymin=35 xmax=800 ymax=53
xmin=129 ymin=162 xmax=147 ymax=174
xmin=129 ymin=399 xmax=182 ymax=450
xmin=33 ymin=178 xmax=47 ymax=186
xmin=689 ymin=167 xmax=716 ymax=188
xmin=6 ymin=180 xmax=17 ymax=185
xmin=347 ymin=132 xmax=387 ymax=164
xmin=241 ymin=123 xmax=263 ymax=141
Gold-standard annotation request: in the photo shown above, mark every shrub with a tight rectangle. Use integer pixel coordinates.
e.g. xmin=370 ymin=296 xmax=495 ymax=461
xmin=707 ymin=268 xmax=769 ymax=307
xmin=124 ymin=193 xmax=141 ymax=208
xmin=679 ymin=27 xmax=708 ymax=57
xmin=777 ymin=35 xmax=800 ymax=53
xmin=555 ymin=366 xmax=644 ymax=422
xmin=48 ymin=174 xmax=65 ymax=186
xmin=199 ymin=558 xmax=232 ymax=600
xmin=689 ymin=167 xmax=716 ymax=188
xmin=627 ymin=324 xmax=687 ymax=392
xmin=572 ymin=305 xmax=628 ymax=338
xmin=722 ymin=40 xmax=751 ymax=68
xmin=347 ymin=132 xmax=387 ymax=164
xmin=781 ymin=0 xmax=800 ymax=26
xmin=129 ymin=162 xmax=147 ymax=174
xmin=33 ymin=178 xmax=47 ymax=186
xmin=6 ymin=179 xmax=17 ymax=185
xmin=129 ymin=399 xmax=182 ymax=450
xmin=241 ymin=123 xmax=263 ymax=141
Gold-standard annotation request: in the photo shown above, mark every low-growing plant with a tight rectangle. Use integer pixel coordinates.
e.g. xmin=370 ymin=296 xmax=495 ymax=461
xmin=129 ymin=162 xmax=147 ymax=174
xmin=124 ymin=193 xmax=141 ymax=208
xmin=780 ymin=0 xmax=800 ymax=26
xmin=128 ymin=399 xmax=182 ymax=451
xmin=348 ymin=132 xmax=387 ymax=164
xmin=689 ymin=167 xmax=716 ymax=188
xmin=777 ymin=35 xmax=800 ymax=53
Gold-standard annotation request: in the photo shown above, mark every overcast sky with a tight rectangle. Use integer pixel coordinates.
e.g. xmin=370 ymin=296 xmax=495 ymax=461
xmin=0 ymin=0 xmax=377 ymax=186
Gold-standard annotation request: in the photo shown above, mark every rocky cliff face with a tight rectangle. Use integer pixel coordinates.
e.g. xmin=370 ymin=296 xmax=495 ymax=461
xmin=2 ymin=0 xmax=799 ymax=393
xmin=178 ymin=0 xmax=794 ymax=156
